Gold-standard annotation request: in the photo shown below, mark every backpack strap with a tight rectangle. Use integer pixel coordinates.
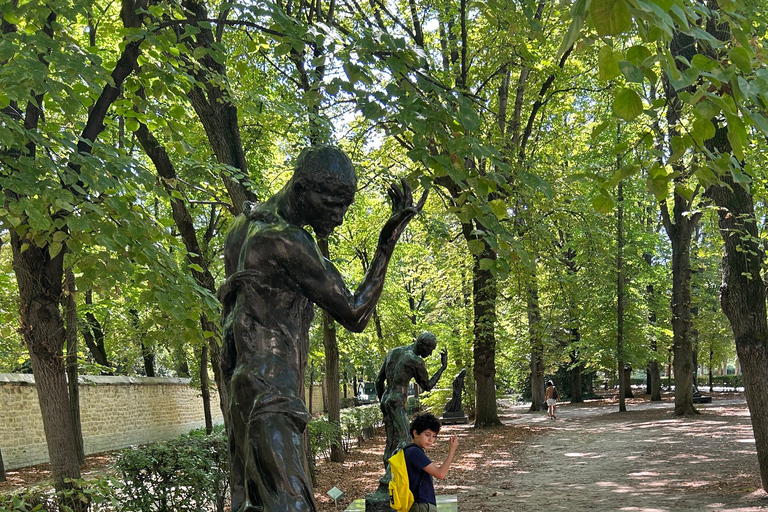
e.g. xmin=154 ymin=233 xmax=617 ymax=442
xmin=403 ymin=444 xmax=427 ymax=498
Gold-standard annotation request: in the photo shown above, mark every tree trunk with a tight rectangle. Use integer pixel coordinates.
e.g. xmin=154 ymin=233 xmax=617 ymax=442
xmin=660 ymin=32 xmax=701 ymax=417
xmin=706 ymin=133 xmax=768 ymax=492
xmin=182 ymin=0 xmax=256 ymax=213
xmin=83 ymin=290 xmax=109 ymax=368
xmin=318 ymin=238 xmax=343 ymax=461
xmin=669 ymin=231 xmax=697 ymax=415
xmin=141 ymin=340 xmax=156 ymax=377
xmin=0 ymin=448 xmax=5 ymax=482
xmin=64 ymin=269 xmax=85 ymax=465
xmin=175 ymin=345 xmax=191 ymax=378
xmin=527 ymin=268 xmax=545 ymax=412
xmin=617 ymin=179 xmax=626 ymax=413
xmin=570 ymin=351 xmax=582 ymax=403
xmin=622 ymin=364 xmax=634 ymax=399
xmin=472 ymin=246 xmax=501 ymax=426
xmin=11 ymin=238 xmax=81 ymax=490
xmin=308 ymin=362 xmax=315 ymax=414
xmin=200 ymin=342 xmax=213 ymax=435
xmin=649 ymin=360 xmax=662 ymax=401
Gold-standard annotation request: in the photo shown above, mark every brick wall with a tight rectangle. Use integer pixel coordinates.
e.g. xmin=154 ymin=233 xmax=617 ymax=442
xmin=0 ymin=374 xmax=224 ymax=470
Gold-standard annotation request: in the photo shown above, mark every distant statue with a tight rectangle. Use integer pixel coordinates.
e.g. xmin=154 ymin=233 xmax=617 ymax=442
xmin=365 ymin=332 xmax=446 ymax=510
xmin=444 ymin=368 xmax=467 ymax=414
xmin=219 ymin=145 xmax=426 ymax=512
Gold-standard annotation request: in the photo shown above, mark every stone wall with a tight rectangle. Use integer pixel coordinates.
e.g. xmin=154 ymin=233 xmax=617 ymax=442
xmin=0 ymin=374 xmax=224 ymax=470
xmin=0 ymin=374 xmax=356 ymax=470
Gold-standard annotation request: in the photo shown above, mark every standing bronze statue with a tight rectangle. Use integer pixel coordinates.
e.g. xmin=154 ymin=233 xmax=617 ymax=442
xmin=366 ymin=332 xmax=447 ymax=510
xmin=444 ymin=368 xmax=467 ymax=414
xmin=219 ymin=145 xmax=426 ymax=512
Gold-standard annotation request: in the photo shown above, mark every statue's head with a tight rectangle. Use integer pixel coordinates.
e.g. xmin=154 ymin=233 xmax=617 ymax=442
xmin=414 ymin=331 xmax=437 ymax=357
xmin=291 ymin=145 xmax=357 ymax=238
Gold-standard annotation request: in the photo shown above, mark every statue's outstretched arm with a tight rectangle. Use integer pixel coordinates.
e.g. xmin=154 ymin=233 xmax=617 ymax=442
xmin=273 ymin=181 xmax=426 ymax=332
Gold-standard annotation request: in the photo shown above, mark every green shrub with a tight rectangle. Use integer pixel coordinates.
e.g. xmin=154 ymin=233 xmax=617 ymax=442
xmin=115 ymin=426 xmax=228 ymax=512
xmin=307 ymin=417 xmax=341 ymax=463
xmin=0 ymin=477 xmax=119 ymax=512
xmin=308 ymin=404 xmax=382 ymax=462
xmin=417 ymin=389 xmax=450 ymax=416
xmin=712 ymin=374 xmax=743 ymax=389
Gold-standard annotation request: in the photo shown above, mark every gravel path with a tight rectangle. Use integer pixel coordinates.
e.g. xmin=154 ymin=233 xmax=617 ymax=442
xmin=455 ymin=397 xmax=768 ymax=511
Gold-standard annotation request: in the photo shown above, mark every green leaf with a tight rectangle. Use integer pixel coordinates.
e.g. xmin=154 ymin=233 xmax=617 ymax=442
xmin=189 ymin=263 xmax=204 ymax=272
xmin=749 ymin=112 xmax=768 ymax=136
xmin=468 ymin=239 xmax=485 ymax=255
xmin=125 ymin=118 xmax=139 ymax=133
xmin=558 ymin=0 xmax=587 ymax=57
xmin=591 ymin=120 xmax=611 ymax=140
xmin=674 ymin=184 xmax=694 ymax=202
xmin=520 ymin=170 xmax=553 ymax=199
xmin=489 ymin=199 xmax=508 ymax=220
xmin=646 ymin=164 xmax=670 ymax=200
xmin=730 ymin=168 xmax=751 ymax=184
xmin=590 ymin=0 xmax=633 ymax=36
xmin=49 ymin=241 xmax=63 ymax=259
xmin=609 ymin=164 xmax=640 ymax=187
xmin=612 ymin=88 xmax=643 ymax=121
xmin=728 ymin=47 xmax=752 ymax=75
xmin=691 ymin=54 xmax=716 ymax=71
xmin=626 ymin=45 xmax=651 ymax=66
xmin=478 ymin=258 xmax=495 ymax=271
xmin=458 ymin=95 xmax=480 ymax=132
xmin=726 ymin=114 xmax=747 ymax=160
xmin=692 ymin=117 xmax=715 ymax=142
xmin=695 ymin=100 xmax=720 ymax=119
xmin=598 ymin=46 xmax=621 ymax=80
xmin=592 ymin=193 xmax=614 ymax=213
xmin=618 ymin=60 xmax=644 ymax=83
xmin=192 ymin=47 xmax=207 ymax=60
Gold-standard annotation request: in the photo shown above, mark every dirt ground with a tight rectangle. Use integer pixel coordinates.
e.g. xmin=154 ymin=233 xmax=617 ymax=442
xmin=314 ymin=393 xmax=768 ymax=512
xmin=3 ymin=393 xmax=767 ymax=512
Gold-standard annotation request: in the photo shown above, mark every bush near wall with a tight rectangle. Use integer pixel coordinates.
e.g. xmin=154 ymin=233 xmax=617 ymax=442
xmin=0 ymin=427 xmax=228 ymax=512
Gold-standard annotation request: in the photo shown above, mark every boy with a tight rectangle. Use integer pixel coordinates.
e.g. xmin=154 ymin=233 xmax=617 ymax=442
xmin=404 ymin=412 xmax=459 ymax=512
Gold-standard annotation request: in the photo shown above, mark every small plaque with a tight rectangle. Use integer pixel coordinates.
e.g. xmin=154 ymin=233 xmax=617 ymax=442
xmin=328 ymin=486 xmax=344 ymax=501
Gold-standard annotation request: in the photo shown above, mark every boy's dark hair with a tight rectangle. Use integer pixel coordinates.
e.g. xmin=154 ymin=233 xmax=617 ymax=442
xmin=410 ymin=411 xmax=441 ymax=436
xmin=546 ymin=380 xmax=554 ymax=387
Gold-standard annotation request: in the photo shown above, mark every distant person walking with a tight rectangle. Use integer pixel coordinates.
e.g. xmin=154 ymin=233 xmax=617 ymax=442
xmin=546 ymin=381 xmax=558 ymax=419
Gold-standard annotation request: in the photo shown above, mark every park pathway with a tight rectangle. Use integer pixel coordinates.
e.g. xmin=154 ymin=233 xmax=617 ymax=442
xmin=452 ymin=396 xmax=768 ymax=512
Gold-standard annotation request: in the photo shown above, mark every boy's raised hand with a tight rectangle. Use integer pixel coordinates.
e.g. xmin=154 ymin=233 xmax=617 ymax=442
xmin=447 ymin=434 xmax=459 ymax=451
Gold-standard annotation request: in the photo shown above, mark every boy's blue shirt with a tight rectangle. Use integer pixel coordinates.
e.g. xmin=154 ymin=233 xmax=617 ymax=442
xmin=404 ymin=444 xmax=436 ymax=505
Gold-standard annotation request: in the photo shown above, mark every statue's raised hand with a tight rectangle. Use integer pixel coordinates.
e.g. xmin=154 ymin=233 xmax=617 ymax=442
xmin=440 ymin=348 xmax=448 ymax=368
xmin=380 ymin=179 xmax=429 ymax=247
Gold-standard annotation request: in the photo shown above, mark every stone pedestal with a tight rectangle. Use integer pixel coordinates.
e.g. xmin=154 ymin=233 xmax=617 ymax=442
xmin=440 ymin=410 xmax=469 ymax=425
xmin=363 ymin=489 xmax=391 ymax=512
xmin=346 ymin=495 xmax=458 ymax=512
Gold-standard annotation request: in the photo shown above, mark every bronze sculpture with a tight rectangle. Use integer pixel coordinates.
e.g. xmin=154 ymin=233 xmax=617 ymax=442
xmin=219 ymin=145 xmax=425 ymax=512
xmin=443 ymin=368 xmax=467 ymax=414
xmin=366 ymin=332 xmax=447 ymax=510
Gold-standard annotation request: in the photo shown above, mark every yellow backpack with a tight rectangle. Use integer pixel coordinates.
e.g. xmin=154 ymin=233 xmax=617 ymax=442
xmin=388 ymin=444 xmax=418 ymax=512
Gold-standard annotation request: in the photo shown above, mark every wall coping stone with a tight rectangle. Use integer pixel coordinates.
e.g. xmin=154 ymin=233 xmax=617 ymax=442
xmin=0 ymin=373 xmax=192 ymax=386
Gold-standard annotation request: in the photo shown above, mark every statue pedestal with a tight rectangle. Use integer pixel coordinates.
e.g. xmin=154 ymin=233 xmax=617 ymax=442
xmin=346 ymin=495 xmax=458 ymax=512
xmin=440 ymin=410 xmax=469 ymax=424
